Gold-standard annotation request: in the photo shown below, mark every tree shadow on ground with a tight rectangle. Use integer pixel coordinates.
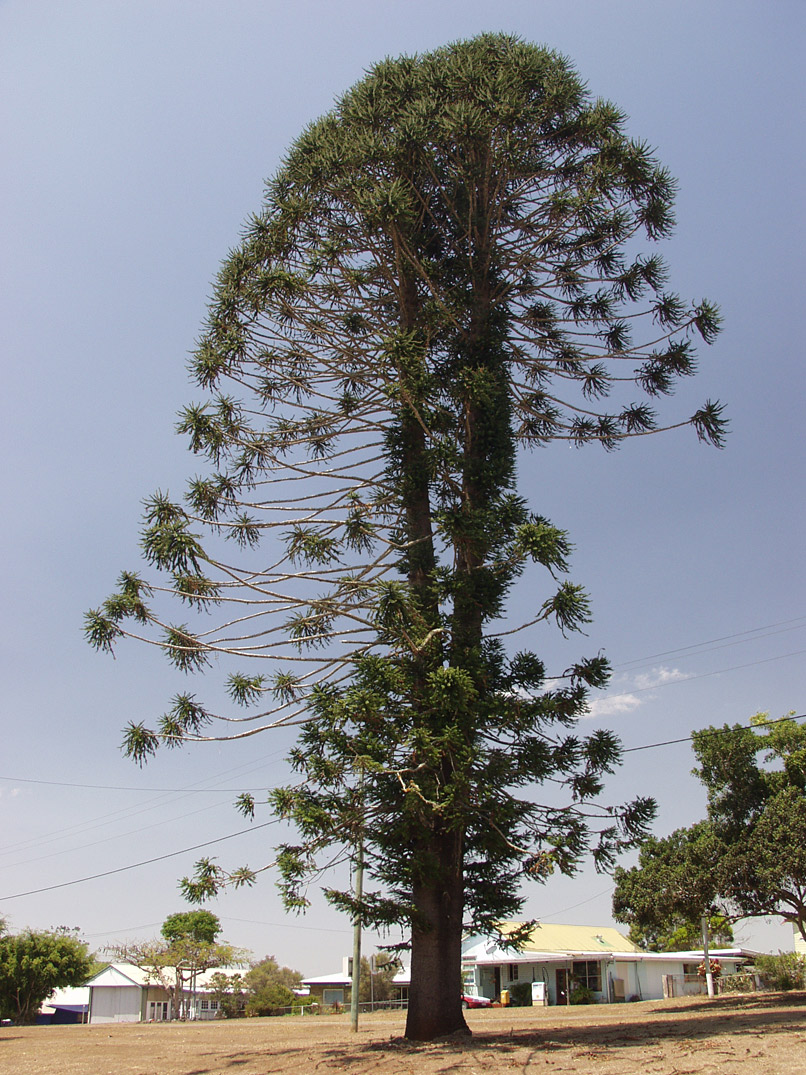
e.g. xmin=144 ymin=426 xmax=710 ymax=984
xmin=651 ymin=989 xmax=806 ymax=1016
xmin=310 ymin=993 xmax=806 ymax=1070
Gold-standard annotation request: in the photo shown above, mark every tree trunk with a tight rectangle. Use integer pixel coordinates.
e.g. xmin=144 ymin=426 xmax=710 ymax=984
xmin=405 ymin=830 xmax=469 ymax=1040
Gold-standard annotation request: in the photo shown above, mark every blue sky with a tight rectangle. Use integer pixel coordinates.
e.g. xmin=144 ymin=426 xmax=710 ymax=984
xmin=1 ymin=0 xmax=803 ymax=974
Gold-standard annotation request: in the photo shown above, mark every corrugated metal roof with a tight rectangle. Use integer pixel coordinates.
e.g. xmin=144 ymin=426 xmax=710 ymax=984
xmin=494 ymin=921 xmax=639 ymax=954
xmin=498 ymin=921 xmax=639 ymax=953
xmin=87 ymin=963 xmax=243 ymax=989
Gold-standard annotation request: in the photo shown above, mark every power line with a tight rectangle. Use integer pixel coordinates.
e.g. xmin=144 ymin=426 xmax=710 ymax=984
xmin=2 ymin=622 xmax=801 ymax=796
xmin=613 ymin=616 xmax=806 ymax=670
xmin=0 ymin=776 xmax=247 ymax=793
xmin=4 ymin=717 xmax=803 ymax=904
xmin=620 ymin=649 xmax=806 ymax=696
xmin=2 ymin=650 xmax=802 ymax=792
xmin=622 ymin=712 xmax=806 ymax=754
xmin=0 ymin=819 xmax=277 ymax=902
xmin=538 ymin=887 xmax=614 ymax=919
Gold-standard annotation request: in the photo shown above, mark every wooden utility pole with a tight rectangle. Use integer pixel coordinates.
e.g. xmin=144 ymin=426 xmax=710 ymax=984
xmin=350 ymin=772 xmax=365 ymax=1032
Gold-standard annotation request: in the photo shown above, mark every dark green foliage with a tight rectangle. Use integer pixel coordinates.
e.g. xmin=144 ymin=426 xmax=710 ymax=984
xmin=508 ymin=981 xmax=533 ymax=1006
xmin=612 ymin=823 xmax=725 ymax=946
xmin=614 ymin=713 xmax=806 ymax=947
xmin=87 ymin=34 xmax=725 ymax=1040
xmin=0 ymin=928 xmax=92 ymax=1025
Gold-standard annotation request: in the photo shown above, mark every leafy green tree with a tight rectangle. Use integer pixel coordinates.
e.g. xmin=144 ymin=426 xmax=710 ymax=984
xmin=613 ymin=823 xmax=727 ymax=948
xmin=243 ymin=955 xmax=306 ymax=1015
xmin=0 ymin=928 xmax=92 ymax=1025
xmin=359 ymin=952 xmax=400 ymax=1003
xmin=207 ymin=970 xmax=246 ymax=1017
xmin=693 ymin=713 xmax=806 ymax=943
xmin=614 ymin=713 xmax=806 ymax=948
xmin=243 ymin=954 xmax=303 ymax=993
xmin=161 ymin=910 xmax=221 ymax=945
xmin=86 ymin=34 xmax=723 ymax=1040
xmin=627 ymin=912 xmax=733 ymax=953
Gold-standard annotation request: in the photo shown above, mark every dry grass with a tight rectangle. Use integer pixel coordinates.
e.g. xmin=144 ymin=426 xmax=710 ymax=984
xmin=2 ymin=991 xmax=805 ymax=1074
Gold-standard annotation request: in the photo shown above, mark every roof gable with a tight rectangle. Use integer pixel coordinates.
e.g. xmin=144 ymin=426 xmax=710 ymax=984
xmin=87 ymin=963 xmax=153 ymax=987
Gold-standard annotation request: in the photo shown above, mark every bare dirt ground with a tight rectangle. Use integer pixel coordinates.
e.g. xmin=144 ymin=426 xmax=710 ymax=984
xmin=2 ymin=992 xmax=805 ymax=1075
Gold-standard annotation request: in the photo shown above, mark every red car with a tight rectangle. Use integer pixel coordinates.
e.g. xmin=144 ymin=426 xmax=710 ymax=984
xmin=461 ymin=993 xmax=493 ymax=1009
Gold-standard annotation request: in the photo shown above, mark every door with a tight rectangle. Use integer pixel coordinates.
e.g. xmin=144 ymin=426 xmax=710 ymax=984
xmin=493 ymin=967 xmax=501 ymax=1001
xmin=148 ymin=1001 xmax=169 ymax=1021
xmin=555 ymin=969 xmax=568 ymax=1006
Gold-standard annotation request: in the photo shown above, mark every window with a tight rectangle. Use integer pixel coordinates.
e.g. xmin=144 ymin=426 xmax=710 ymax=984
xmin=572 ymin=961 xmax=601 ymax=992
xmin=322 ymin=988 xmax=344 ymax=1006
xmin=508 ymin=964 xmax=519 ymax=981
xmin=200 ymin=999 xmax=209 ymax=1010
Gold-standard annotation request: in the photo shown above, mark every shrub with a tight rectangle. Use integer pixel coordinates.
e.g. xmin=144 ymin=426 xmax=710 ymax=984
xmin=245 ymin=981 xmax=297 ymax=1016
xmin=753 ymin=952 xmax=806 ymax=991
xmin=570 ymin=985 xmax=596 ymax=1005
xmin=509 ymin=981 xmax=533 ymax=1007
xmin=718 ymin=972 xmax=756 ymax=994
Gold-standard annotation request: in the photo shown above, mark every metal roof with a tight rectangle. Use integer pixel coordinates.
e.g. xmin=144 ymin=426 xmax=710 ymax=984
xmin=464 ymin=921 xmax=639 ymax=958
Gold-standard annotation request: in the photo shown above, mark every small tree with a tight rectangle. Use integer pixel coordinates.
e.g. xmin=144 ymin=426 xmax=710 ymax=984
xmin=207 ymin=970 xmax=246 ymax=1017
xmin=359 ymin=952 xmax=400 ymax=1003
xmin=242 ymin=955 xmax=306 ymax=1016
xmin=109 ymin=915 xmax=245 ymax=1020
xmin=0 ymin=928 xmax=92 ymax=1025
xmin=87 ymin=34 xmax=724 ymax=1040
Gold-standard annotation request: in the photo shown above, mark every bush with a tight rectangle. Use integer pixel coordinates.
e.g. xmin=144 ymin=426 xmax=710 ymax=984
xmin=753 ymin=952 xmax=806 ymax=991
xmin=245 ymin=981 xmax=297 ymax=1016
xmin=569 ymin=985 xmax=595 ymax=1005
xmin=718 ymin=972 xmax=756 ymax=994
xmin=509 ymin=981 xmax=533 ymax=1007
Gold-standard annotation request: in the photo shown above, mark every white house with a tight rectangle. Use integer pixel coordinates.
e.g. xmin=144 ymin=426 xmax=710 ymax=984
xmin=301 ymin=956 xmax=355 ymax=1007
xmin=461 ymin=921 xmax=754 ymax=1004
xmin=87 ymin=963 xmax=239 ymax=1023
xmin=301 ymin=957 xmax=412 ymax=1007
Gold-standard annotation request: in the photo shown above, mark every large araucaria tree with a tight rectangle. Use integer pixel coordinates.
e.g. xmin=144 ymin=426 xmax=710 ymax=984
xmin=86 ymin=35 xmax=724 ymax=1040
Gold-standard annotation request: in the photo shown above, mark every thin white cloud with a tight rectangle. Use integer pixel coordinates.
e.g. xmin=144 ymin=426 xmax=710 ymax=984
xmin=584 ymin=693 xmax=642 ymax=719
xmin=583 ymin=666 xmax=691 ymax=719
xmin=632 ymin=666 xmax=690 ymax=690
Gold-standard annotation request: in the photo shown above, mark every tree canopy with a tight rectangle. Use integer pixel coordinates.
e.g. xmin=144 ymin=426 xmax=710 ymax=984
xmin=0 ymin=928 xmax=92 ymax=1025
xmin=86 ymin=34 xmax=724 ymax=1040
xmin=161 ymin=910 xmax=222 ymax=945
xmin=242 ymin=955 xmax=305 ymax=1016
xmin=614 ymin=713 xmax=806 ymax=947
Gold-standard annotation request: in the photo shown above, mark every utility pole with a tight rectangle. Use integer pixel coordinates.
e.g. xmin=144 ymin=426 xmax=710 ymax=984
xmin=350 ymin=770 xmax=365 ymax=1033
xmin=701 ymin=915 xmax=715 ymax=998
